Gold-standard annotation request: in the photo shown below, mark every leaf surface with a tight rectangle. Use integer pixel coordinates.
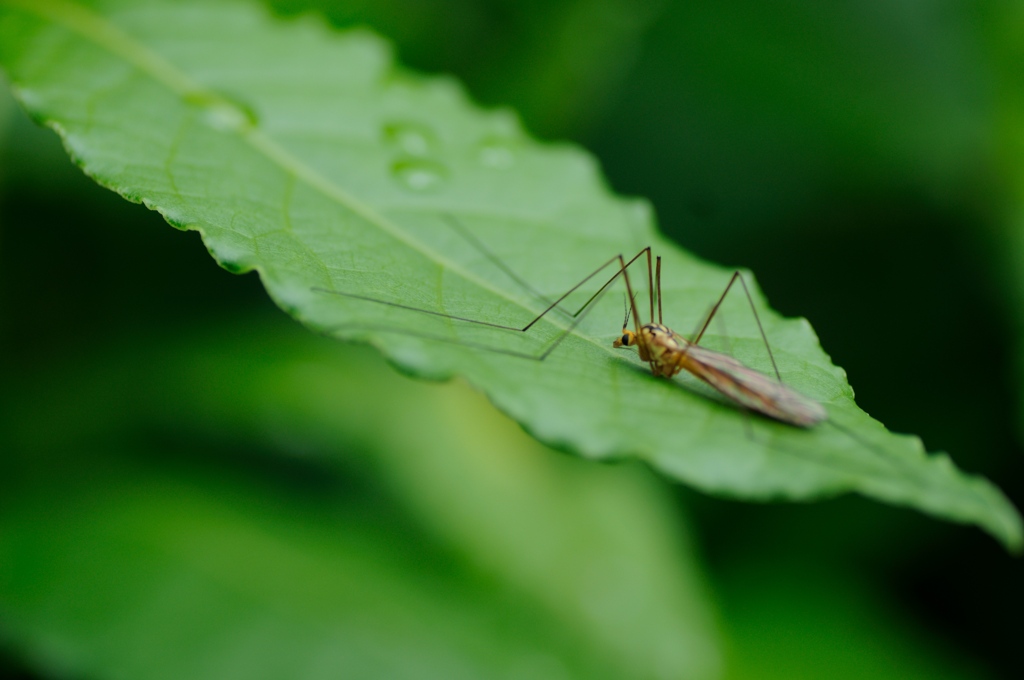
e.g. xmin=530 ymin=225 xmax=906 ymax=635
xmin=0 ymin=0 xmax=1018 ymax=549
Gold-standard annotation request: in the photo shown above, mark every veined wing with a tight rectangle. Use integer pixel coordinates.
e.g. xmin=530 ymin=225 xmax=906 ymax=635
xmin=676 ymin=343 xmax=826 ymax=427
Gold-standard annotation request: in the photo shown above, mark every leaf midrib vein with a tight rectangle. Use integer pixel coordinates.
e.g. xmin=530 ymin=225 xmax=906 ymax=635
xmin=18 ymin=0 xmax=608 ymax=347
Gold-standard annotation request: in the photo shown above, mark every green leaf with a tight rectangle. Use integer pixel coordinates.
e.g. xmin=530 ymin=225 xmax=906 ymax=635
xmin=0 ymin=319 xmax=720 ymax=680
xmin=0 ymin=0 xmax=1019 ymax=550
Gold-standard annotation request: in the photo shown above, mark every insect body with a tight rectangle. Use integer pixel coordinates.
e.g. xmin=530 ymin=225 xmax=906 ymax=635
xmin=611 ymin=253 xmax=827 ymax=428
xmin=614 ymin=322 xmax=826 ymax=427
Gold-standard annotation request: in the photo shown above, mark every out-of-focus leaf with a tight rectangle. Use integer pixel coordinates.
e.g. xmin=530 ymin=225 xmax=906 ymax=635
xmin=718 ymin=564 xmax=986 ymax=680
xmin=0 ymin=318 xmax=721 ymax=680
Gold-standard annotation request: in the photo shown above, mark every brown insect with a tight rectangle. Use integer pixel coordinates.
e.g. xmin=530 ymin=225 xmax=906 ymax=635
xmin=612 ymin=250 xmax=825 ymax=427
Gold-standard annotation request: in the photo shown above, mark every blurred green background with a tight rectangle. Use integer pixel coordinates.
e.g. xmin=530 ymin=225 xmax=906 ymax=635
xmin=2 ymin=0 xmax=1022 ymax=678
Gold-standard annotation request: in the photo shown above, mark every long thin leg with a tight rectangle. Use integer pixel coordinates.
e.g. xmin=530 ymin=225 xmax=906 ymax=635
xmin=655 ymin=256 xmax=663 ymax=325
xmin=646 ymin=248 xmax=655 ymax=324
xmin=617 ymin=249 xmax=658 ymax=375
xmin=442 ymin=214 xmax=567 ymax=316
xmin=687 ymin=271 xmax=783 ymax=383
xmin=315 ymin=247 xmax=653 ymax=361
xmin=314 ymin=248 xmax=648 ymax=333
xmin=324 ymin=265 xmax=620 ymax=362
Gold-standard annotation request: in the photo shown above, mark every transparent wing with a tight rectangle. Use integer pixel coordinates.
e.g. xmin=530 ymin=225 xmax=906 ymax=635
xmin=678 ymin=344 xmax=826 ymax=427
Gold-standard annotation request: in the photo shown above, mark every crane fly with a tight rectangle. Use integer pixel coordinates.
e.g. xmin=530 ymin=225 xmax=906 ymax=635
xmin=611 ymin=250 xmax=826 ymax=427
xmin=313 ymin=218 xmax=826 ymax=427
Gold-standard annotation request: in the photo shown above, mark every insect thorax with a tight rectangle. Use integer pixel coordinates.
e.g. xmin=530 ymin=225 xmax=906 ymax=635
xmin=639 ymin=324 xmax=687 ymax=377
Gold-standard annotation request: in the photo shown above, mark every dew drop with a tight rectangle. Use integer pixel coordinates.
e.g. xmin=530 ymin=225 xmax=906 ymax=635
xmin=391 ymin=157 xmax=448 ymax=192
xmin=185 ymin=91 xmax=259 ymax=131
xmin=477 ymin=134 xmax=516 ymax=168
xmin=383 ymin=120 xmax=438 ymax=156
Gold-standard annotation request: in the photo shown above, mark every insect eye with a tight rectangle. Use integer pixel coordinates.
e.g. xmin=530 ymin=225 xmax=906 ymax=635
xmin=621 ymin=334 xmax=631 ymax=346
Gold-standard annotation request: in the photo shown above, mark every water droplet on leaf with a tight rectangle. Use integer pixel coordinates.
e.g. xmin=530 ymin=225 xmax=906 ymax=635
xmin=391 ymin=158 xmax=448 ymax=192
xmin=383 ymin=121 xmax=438 ymax=156
xmin=185 ymin=91 xmax=258 ymax=131
xmin=478 ymin=135 xmax=515 ymax=168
